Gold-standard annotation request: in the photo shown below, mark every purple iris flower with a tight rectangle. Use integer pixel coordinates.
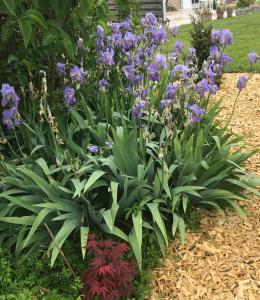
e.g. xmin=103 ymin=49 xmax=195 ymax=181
xmin=204 ymin=66 xmax=217 ymax=84
xmin=173 ymin=40 xmax=184 ymax=54
xmin=132 ymin=100 xmax=146 ymax=118
xmin=209 ymin=84 xmax=218 ymax=95
xmin=211 ymin=29 xmax=233 ymax=46
xmin=237 ymin=76 xmax=248 ymax=90
xmin=120 ymin=20 xmax=131 ymax=31
xmin=188 ymin=104 xmax=206 ymax=123
xmin=112 ymin=22 xmax=121 ymax=34
xmin=160 ymin=99 xmax=173 ymax=108
xmin=134 ymin=89 xmax=149 ymax=100
xmin=99 ymin=49 xmax=115 ymax=66
xmin=99 ymin=79 xmax=109 ymax=91
xmin=2 ymin=107 xmax=21 ymax=130
xmin=166 ymin=83 xmax=179 ymax=99
xmin=171 ymin=25 xmax=179 ymax=37
xmin=169 ymin=53 xmax=179 ymax=66
xmin=147 ymin=64 xmax=160 ymax=82
xmin=187 ymin=47 xmax=196 ymax=58
xmin=248 ymin=51 xmax=259 ymax=65
xmin=1 ymin=84 xmax=20 ymax=107
xmin=70 ymin=66 xmax=86 ymax=83
xmin=141 ymin=12 xmax=158 ymax=27
xmin=63 ymin=87 xmax=76 ymax=107
xmin=153 ymin=28 xmax=167 ymax=45
xmin=123 ymin=32 xmax=139 ymax=50
xmin=88 ymin=145 xmax=99 ymax=154
xmin=174 ymin=65 xmax=191 ymax=81
xmin=56 ymin=62 xmax=66 ymax=77
xmin=195 ymin=79 xmax=210 ymax=97
xmin=124 ymin=65 xmax=142 ymax=83
xmin=220 ymin=53 xmax=232 ymax=67
xmin=97 ymin=25 xmax=105 ymax=38
xmin=154 ymin=54 xmax=167 ymax=69
xmin=107 ymin=32 xmax=122 ymax=48
xmin=210 ymin=45 xmax=219 ymax=56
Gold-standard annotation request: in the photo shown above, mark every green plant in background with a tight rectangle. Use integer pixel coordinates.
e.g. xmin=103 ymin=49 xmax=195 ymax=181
xmin=190 ymin=15 xmax=213 ymax=70
xmin=114 ymin=0 xmax=140 ymax=19
xmin=237 ymin=0 xmax=255 ymax=7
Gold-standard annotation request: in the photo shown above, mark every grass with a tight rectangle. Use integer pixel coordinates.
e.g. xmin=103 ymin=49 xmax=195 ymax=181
xmin=174 ymin=13 xmax=260 ymax=72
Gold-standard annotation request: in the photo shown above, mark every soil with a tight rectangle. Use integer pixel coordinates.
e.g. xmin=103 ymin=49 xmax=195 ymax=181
xmin=149 ymin=73 xmax=260 ymax=300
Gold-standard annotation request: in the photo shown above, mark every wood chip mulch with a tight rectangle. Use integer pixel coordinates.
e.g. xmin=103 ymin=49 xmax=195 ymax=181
xmin=149 ymin=73 xmax=260 ymax=300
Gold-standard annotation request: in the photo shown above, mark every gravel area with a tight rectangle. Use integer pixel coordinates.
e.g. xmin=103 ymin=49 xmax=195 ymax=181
xmin=149 ymin=73 xmax=260 ymax=300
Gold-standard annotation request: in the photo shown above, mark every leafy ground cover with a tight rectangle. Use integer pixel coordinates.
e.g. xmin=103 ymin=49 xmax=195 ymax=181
xmin=174 ymin=13 xmax=260 ymax=72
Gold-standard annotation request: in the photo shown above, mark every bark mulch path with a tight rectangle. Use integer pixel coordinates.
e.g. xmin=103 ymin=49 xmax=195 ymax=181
xmin=149 ymin=73 xmax=260 ymax=300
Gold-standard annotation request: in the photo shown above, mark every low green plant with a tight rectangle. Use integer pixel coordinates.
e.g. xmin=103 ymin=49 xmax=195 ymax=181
xmin=0 ymin=245 xmax=83 ymax=300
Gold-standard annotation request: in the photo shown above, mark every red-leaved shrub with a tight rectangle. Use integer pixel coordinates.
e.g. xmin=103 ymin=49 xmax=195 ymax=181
xmin=81 ymin=233 xmax=137 ymax=300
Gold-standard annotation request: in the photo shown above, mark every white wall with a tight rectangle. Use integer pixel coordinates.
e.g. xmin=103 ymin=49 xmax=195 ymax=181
xmin=182 ymin=0 xmax=193 ymax=9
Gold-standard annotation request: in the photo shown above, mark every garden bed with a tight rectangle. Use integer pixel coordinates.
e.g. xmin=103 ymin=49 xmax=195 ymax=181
xmin=149 ymin=73 xmax=260 ymax=300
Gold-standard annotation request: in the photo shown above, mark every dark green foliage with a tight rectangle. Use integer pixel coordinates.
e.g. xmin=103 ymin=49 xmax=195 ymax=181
xmin=0 ymin=101 xmax=259 ymax=272
xmin=190 ymin=16 xmax=213 ymax=70
xmin=237 ymin=0 xmax=255 ymax=7
xmin=0 ymin=0 xmax=108 ymax=88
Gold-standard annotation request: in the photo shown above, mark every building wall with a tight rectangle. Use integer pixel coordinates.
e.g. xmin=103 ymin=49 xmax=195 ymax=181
xmin=182 ymin=0 xmax=193 ymax=9
xmin=168 ymin=0 xmax=182 ymax=9
xmin=168 ymin=0 xmax=192 ymax=9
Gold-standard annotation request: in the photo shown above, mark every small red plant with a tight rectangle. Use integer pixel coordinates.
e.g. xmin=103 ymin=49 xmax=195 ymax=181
xmin=81 ymin=233 xmax=137 ymax=300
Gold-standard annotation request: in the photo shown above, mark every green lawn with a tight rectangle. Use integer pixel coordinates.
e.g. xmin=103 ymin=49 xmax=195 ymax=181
xmin=175 ymin=13 xmax=260 ymax=72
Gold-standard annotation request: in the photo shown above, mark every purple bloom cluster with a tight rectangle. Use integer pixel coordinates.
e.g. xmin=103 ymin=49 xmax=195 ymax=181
xmin=237 ymin=76 xmax=248 ymax=90
xmin=173 ymin=40 xmax=184 ymax=54
xmin=160 ymin=99 xmax=173 ymax=108
xmin=124 ymin=65 xmax=143 ymax=83
xmin=1 ymin=84 xmax=21 ymax=130
xmin=204 ymin=44 xmax=232 ymax=83
xmin=165 ymin=83 xmax=179 ymax=99
xmin=70 ymin=66 xmax=86 ymax=83
xmin=174 ymin=65 xmax=191 ymax=81
xmin=56 ymin=62 xmax=66 ymax=77
xmin=195 ymin=79 xmax=217 ymax=98
xmin=211 ymin=29 xmax=233 ymax=47
xmin=88 ymin=145 xmax=99 ymax=154
xmin=99 ymin=79 xmax=109 ymax=91
xmin=132 ymin=100 xmax=146 ymax=118
xmin=95 ymin=13 xmax=169 ymax=91
xmin=248 ymin=51 xmax=259 ymax=65
xmin=220 ymin=53 xmax=232 ymax=67
xmin=187 ymin=47 xmax=196 ymax=58
xmin=188 ymin=104 xmax=206 ymax=123
xmin=147 ymin=54 xmax=167 ymax=82
xmin=63 ymin=87 xmax=76 ymax=107
xmin=141 ymin=12 xmax=158 ymax=28
xmin=171 ymin=26 xmax=179 ymax=37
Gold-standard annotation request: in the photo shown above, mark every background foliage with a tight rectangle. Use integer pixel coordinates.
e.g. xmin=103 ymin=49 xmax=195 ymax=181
xmin=0 ymin=0 xmax=108 ymax=88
